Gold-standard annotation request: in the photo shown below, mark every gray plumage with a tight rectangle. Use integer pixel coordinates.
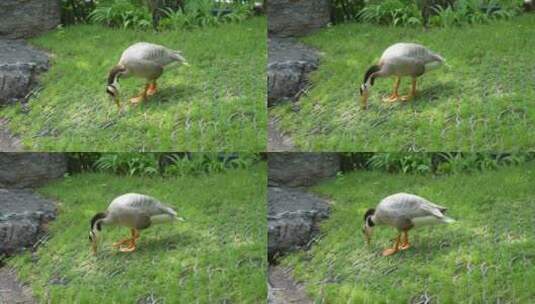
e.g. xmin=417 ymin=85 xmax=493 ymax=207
xmin=118 ymin=42 xmax=187 ymax=81
xmin=359 ymin=43 xmax=444 ymax=109
xmin=377 ymin=43 xmax=444 ymax=78
xmin=89 ymin=193 xmax=184 ymax=254
xmin=104 ymin=193 xmax=179 ymax=230
xmin=373 ymin=192 xmax=454 ymax=231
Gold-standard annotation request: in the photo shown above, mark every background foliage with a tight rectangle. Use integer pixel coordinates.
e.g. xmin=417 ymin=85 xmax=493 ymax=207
xmin=330 ymin=0 xmax=522 ymax=27
xmin=67 ymin=153 xmax=261 ymax=177
xmin=340 ymin=153 xmax=534 ymax=175
xmin=60 ymin=0 xmax=258 ymax=29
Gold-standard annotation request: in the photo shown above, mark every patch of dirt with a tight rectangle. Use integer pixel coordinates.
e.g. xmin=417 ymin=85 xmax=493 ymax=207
xmin=0 ymin=267 xmax=35 ymax=304
xmin=268 ymin=265 xmax=312 ymax=304
xmin=268 ymin=117 xmax=294 ymax=152
xmin=0 ymin=118 xmax=22 ymax=152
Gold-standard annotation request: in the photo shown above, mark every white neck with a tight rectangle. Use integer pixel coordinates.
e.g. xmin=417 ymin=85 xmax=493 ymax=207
xmin=369 ymin=214 xmax=379 ymax=226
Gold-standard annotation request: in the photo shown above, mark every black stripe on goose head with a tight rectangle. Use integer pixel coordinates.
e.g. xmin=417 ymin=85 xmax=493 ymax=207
xmin=364 ymin=208 xmax=376 ymax=227
xmin=363 ymin=65 xmax=381 ymax=86
xmin=107 ymin=65 xmax=127 ymax=86
xmin=90 ymin=212 xmax=107 ymax=231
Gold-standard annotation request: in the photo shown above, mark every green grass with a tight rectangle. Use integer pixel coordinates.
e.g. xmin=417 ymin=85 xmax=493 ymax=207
xmin=7 ymin=164 xmax=266 ymax=303
xmin=1 ymin=18 xmax=266 ymax=151
xmin=281 ymin=163 xmax=535 ymax=303
xmin=272 ymin=15 xmax=535 ymax=151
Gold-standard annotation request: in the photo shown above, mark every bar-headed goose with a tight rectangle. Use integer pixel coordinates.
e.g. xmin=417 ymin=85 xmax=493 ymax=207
xmin=362 ymin=192 xmax=455 ymax=256
xmin=89 ymin=193 xmax=184 ymax=254
xmin=359 ymin=43 xmax=444 ymax=109
xmin=106 ymin=42 xmax=189 ymax=111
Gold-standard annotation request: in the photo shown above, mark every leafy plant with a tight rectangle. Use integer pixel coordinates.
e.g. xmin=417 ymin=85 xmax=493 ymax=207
xmin=366 ymin=153 xmax=433 ymax=174
xmin=356 ymin=0 xmax=519 ymax=27
xmin=330 ymin=0 xmax=366 ymax=23
xmin=436 ymin=153 xmax=529 ymax=174
xmin=89 ymin=0 xmax=152 ymax=29
xmin=163 ymin=153 xmax=258 ymax=176
xmin=358 ymin=0 xmax=423 ymax=26
xmin=94 ymin=153 xmax=160 ymax=176
xmin=430 ymin=0 xmax=519 ymax=27
xmin=61 ymin=0 xmax=97 ymax=24
xmin=363 ymin=153 xmax=531 ymax=175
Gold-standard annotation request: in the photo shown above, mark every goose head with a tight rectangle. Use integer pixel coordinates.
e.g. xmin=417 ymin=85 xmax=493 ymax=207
xmin=107 ymin=65 xmax=127 ymax=110
xmin=359 ymin=65 xmax=381 ymax=110
xmin=362 ymin=208 xmax=376 ymax=245
xmin=89 ymin=212 xmax=107 ymax=255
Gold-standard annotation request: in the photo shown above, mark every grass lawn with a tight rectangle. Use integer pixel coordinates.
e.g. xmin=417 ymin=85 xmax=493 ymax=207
xmin=1 ymin=18 xmax=266 ymax=151
xmin=272 ymin=15 xmax=535 ymax=151
xmin=7 ymin=164 xmax=266 ymax=303
xmin=280 ymin=163 xmax=535 ymax=303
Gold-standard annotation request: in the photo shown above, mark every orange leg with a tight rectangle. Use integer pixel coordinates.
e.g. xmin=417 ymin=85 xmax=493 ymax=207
xmin=146 ymin=81 xmax=157 ymax=96
xmin=400 ymin=231 xmax=411 ymax=250
xmin=401 ymin=78 xmax=417 ymax=101
xmin=119 ymin=229 xmax=140 ymax=253
xmin=383 ymin=77 xmax=401 ymax=102
xmin=382 ymin=234 xmax=401 ymax=256
xmin=130 ymin=84 xmax=150 ymax=104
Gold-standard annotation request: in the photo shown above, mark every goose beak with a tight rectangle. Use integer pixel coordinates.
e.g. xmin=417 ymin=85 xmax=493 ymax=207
xmin=359 ymin=90 xmax=369 ymax=110
xmin=106 ymin=86 xmax=122 ymax=111
xmin=176 ymin=216 xmax=185 ymax=222
xmin=363 ymin=226 xmax=373 ymax=246
xmin=183 ymin=62 xmax=190 ymax=67
xmin=114 ymin=97 xmax=121 ymax=112
xmin=92 ymin=241 xmax=98 ymax=255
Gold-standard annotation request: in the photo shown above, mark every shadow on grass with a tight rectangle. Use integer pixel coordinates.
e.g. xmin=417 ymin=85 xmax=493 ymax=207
xmin=417 ymin=81 xmax=457 ymax=102
xmin=139 ymin=232 xmax=201 ymax=252
xmin=148 ymin=84 xmax=200 ymax=104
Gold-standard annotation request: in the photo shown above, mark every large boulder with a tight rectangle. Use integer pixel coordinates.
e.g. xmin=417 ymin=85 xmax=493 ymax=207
xmin=268 ymin=153 xmax=340 ymax=187
xmin=0 ymin=39 xmax=49 ymax=105
xmin=0 ymin=153 xmax=67 ymax=188
xmin=268 ymin=187 xmax=330 ymax=261
xmin=268 ymin=38 xmax=319 ymax=107
xmin=0 ymin=0 xmax=61 ymax=39
xmin=0 ymin=189 xmax=56 ymax=255
xmin=268 ymin=0 xmax=330 ymax=37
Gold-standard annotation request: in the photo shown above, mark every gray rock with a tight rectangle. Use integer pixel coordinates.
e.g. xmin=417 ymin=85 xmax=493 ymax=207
xmin=0 ymin=189 xmax=56 ymax=255
xmin=268 ymin=0 xmax=330 ymax=37
xmin=0 ymin=153 xmax=67 ymax=189
xmin=268 ymin=38 xmax=319 ymax=107
xmin=0 ymin=267 xmax=36 ymax=304
xmin=268 ymin=265 xmax=312 ymax=304
xmin=0 ymin=0 xmax=60 ymax=39
xmin=268 ymin=117 xmax=294 ymax=152
xmin=268 ymin=153 xmax=340 ymax=187
xmin=0 ymin=39 xmax=49 ymax=105
xmin=268 ymin=187 xmax=330 ymax=260
xmin=0 ymin=118 xmax=22 ymax=152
